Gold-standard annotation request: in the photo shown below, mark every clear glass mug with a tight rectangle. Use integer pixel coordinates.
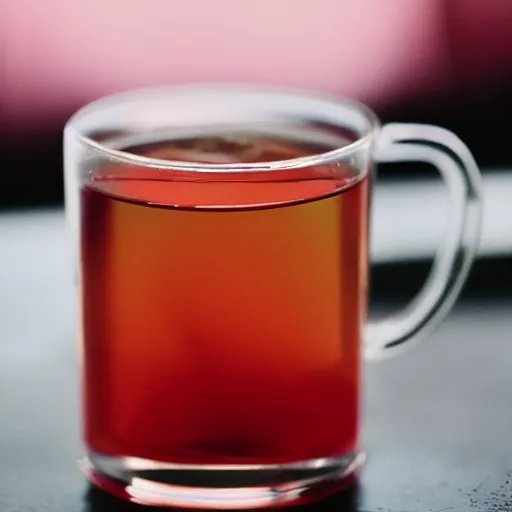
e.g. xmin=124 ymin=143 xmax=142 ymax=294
xmin=64 ymin=86 xmax=482 ymax=509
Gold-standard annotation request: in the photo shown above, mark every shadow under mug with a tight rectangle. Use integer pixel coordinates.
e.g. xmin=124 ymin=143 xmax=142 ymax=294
xmin=64 ymin=85 xmax=482 ymax=509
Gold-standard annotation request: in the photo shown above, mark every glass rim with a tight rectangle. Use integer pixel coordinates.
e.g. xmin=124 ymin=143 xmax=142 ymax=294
xmin=65 ymin=84 xmax=381 ymax=173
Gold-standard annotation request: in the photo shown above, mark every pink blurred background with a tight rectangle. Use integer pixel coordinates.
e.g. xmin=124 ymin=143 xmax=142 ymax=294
xmin=4 ymin=0 xmax=512 ymax=129
xmin=2 ymin=0 xmax=512 ymax=205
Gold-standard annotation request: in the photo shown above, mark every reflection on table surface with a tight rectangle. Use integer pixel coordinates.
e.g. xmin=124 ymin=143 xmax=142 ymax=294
xmin=83 ymin=483 xmax=359 ymax=512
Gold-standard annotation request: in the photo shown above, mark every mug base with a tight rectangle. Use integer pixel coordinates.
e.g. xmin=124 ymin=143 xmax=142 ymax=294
xmin=82 ymin=450 xmax=364 ymax=509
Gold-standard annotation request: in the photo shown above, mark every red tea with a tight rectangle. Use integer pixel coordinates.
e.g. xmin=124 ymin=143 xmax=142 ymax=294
xmin=80 ymin=136 xmax=369 ymax=465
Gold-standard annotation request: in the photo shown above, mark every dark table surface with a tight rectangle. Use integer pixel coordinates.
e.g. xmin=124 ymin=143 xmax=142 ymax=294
xmin=1 ymin=211 xmax=511 ymax=512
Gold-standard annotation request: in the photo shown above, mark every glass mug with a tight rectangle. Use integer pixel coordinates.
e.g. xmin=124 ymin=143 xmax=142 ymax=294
xmin=64 ymin=86 xmax=482 ymax=509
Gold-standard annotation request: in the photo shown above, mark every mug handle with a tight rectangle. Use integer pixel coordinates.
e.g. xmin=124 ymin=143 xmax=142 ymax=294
xmin=364 ymin=123 xmax=483 ymax=360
